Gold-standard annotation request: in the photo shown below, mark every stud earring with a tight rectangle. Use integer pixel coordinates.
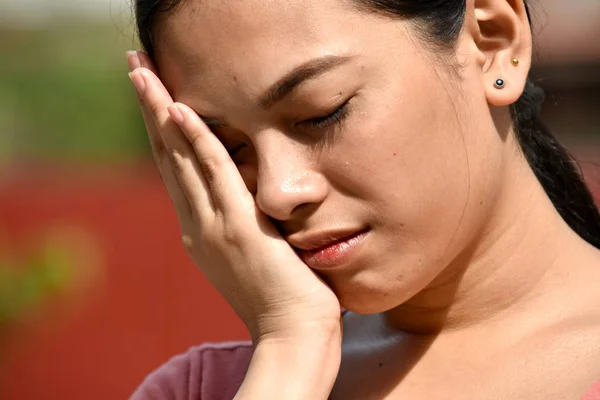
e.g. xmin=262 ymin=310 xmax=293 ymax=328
xmin=494 ymin=78 xmax=505 ymax=89
xmin=511 ymin=58 xmax=519 ymax=66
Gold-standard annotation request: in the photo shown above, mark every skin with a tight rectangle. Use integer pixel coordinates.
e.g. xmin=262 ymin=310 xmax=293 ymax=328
xmin=128 ymin=0 xmax=600 ymax=398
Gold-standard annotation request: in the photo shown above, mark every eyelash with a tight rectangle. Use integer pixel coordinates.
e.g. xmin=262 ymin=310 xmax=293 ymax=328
xmin=225 ymin=100 xmax=351 ymax=160
xmin=301 ymin=100 xmax=351 ymax=130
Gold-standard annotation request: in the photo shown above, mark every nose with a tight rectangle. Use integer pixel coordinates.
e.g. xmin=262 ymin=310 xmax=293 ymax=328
xmin=254 ymin=151 xmax=328 ymax=222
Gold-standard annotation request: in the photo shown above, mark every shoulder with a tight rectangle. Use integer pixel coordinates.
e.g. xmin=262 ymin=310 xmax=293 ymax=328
xmin=130 ymin=341 xmax=254 ymax=400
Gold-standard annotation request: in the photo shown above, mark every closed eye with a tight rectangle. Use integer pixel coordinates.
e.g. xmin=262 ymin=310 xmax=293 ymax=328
xmin=299 ymin=100 xmax=351 ymax=130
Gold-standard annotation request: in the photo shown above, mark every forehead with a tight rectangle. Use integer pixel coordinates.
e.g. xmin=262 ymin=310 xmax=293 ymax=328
xmin=154 ymin=0 xmax=371 ymax=99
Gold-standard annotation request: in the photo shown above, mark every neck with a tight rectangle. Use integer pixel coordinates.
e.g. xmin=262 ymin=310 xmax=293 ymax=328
xmin=383 ymin=144 xmax=599 ymax=336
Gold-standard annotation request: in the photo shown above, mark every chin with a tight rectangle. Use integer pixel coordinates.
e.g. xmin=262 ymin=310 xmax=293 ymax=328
xmin=341 ymin=295 xmax=409 ymax=315
xmin=333 ymin=280 xmax=415 ymax=315
xmin=329 ymin=262 xmax=440 ymax=315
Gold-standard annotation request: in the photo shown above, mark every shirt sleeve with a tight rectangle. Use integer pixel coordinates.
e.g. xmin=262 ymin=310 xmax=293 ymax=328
xmin=130 ymin=341 xmax=254 ymax=400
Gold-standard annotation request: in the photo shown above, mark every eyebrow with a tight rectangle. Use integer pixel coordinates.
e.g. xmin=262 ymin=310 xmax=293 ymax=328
xmin=198 ymin=55 xmax=353 ymax=128
xmin=258 ymin=55 xmax=354 ymax=109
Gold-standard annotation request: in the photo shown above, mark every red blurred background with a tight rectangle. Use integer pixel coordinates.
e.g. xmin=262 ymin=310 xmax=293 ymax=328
xmin=0 ymin=164 xmax=249 ymax=399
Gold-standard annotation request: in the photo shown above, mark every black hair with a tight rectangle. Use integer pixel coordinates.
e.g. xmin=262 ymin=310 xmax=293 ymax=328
xmin=134 ymin=0 xmax=600 ymax=248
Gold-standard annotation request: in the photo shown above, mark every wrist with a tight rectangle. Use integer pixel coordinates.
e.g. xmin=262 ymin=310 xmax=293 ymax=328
xmin=234 ymin=331 xmax=342 ymax=400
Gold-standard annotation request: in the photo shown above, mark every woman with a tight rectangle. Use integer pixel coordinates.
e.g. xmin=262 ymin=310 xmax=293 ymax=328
xmin=127 ymin=0 xmax=600 ymax=398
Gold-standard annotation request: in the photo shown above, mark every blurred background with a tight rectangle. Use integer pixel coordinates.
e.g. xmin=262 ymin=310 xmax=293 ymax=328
xmin=0 ymin=0 xmax=598 ymax=398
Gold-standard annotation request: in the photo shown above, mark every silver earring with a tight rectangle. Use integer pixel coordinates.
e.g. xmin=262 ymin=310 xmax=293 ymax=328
xmin=494 ymin=78 xmax=505 ymax=89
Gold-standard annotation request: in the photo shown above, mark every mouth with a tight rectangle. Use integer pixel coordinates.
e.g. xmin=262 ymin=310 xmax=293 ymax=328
xmin=288 ymin=228 xmax=369 ymax=270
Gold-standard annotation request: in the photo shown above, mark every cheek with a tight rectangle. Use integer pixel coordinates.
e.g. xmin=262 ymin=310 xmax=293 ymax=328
xmin=321 ymin=77 xmax=495 ymax=311
xmin=329 ymin=84 xmax=473 ymax=246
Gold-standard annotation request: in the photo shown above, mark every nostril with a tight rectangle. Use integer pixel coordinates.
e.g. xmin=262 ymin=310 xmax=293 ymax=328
xmin=290 ymin=202 xmax=320 ymax=220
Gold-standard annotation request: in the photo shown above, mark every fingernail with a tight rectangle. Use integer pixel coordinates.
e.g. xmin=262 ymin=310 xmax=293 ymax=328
xmin=168 ymin=104 xmax=185 ymax=124
xmin=128 ymin=71 xmax=146 ymax=97
xmin=126 ymin=50 xmax=141 ymax=71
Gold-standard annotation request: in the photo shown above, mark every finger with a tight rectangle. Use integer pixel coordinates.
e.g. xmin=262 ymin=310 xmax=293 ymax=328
xmin=133 ymin=68 xmax=216 ymax=219
xmin=128 ymin=69 xmax=193 ymax=224
xmin=126 ymin=52 xmax=167 ymax=158
xmin=127 ymin=50 xmax=158 ymax=75
xmin=168 ymin=102 xmax=254 ymax=216
xmin=143 ymin=106 xmax=195 ymax=226
xmin=128 ymin=70 xmax=168 ymax=160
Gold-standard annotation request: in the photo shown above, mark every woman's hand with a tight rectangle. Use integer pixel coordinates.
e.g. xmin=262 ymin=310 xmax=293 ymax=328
xmin=126 ymin=51 xmax=341 ymax=346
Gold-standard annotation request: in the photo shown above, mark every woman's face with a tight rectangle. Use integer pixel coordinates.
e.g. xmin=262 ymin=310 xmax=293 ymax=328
xmin=155 ymin=0 xmax=509 ymax=313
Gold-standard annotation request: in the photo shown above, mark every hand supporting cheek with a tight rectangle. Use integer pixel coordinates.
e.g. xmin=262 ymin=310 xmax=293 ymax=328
xmin=126 ymin=50 xmax=342 ymax=345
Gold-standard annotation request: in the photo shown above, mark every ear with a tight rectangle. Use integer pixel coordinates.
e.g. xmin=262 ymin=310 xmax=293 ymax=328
xmin=465 ymin=0 xmax=532 ymax=106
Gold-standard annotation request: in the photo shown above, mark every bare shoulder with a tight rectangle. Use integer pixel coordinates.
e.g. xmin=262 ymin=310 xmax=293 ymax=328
xmin=506 ymin=306 xmax=600 ymax=399
xmin=334 ymin=309 xmax=600 ymax=399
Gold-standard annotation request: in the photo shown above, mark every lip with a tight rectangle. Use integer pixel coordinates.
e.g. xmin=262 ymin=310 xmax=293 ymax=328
xmin=288 ymin=228 xmax=369 ymax=270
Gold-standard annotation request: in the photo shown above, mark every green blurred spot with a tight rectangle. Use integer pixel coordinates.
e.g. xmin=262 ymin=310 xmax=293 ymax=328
xmin=0 ymin=239 xmax=74 ymax=326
